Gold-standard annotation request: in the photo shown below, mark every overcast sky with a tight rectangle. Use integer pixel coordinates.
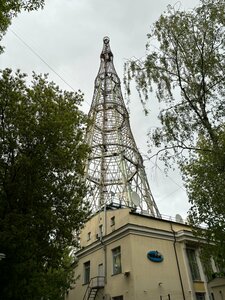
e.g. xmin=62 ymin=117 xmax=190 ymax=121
xmin=0 ymin=0 xmax=200 ymax=219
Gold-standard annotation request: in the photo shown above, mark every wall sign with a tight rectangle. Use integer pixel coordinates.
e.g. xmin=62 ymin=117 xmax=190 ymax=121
xmin=147 ymin=250 xmax=164 ymax=262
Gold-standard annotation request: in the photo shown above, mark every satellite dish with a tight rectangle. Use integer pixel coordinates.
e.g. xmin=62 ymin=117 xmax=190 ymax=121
xmin=175 ymin=214 xmax=184 ymax=223
xmin=131 ymin=191 xmax=141 ymax=206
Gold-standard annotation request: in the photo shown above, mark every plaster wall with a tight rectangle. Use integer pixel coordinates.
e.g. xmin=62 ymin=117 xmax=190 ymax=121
xmin=67 ymin=208 xmax=215 ymax=300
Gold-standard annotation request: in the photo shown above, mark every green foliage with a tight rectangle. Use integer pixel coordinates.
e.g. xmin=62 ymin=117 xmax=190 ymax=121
xmin=183 ymin=128 xmax=225 ymax=270
xmin=0 ymin=69 xmax=90 ymax=299
xmin=0 ymin=0 xmax=44 ymax=53
xmin=125 ymin=0 xmax=225 ymax=268
xmin=125 ymin=0 xmax=225 ymax=164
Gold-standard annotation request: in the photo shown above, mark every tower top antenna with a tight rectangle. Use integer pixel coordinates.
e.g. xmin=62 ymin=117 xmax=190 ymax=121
xmin=103 ymin=36 xmax=110 ymax=44
xmin=100 ymin=36 xmax=114 ymax=65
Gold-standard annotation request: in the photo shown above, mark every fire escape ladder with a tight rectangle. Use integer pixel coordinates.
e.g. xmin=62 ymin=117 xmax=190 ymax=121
xmin=83 ymin=276 xmax=105 ymax=300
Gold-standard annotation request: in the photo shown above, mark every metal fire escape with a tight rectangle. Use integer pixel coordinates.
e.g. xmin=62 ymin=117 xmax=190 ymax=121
xmin=83 ymin=277 xmax=105 ymax=300
xmin=85 ymin=37 xmax=161 ymax=218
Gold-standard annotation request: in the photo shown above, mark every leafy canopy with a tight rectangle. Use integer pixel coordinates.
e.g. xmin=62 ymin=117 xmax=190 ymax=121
xmin=0 ymin=69 xmax=89 ymax=299
xmin=125 ymin=0 xmax=225 ymax=164
xmin=183 ymin=129 xmax=225 ymax=271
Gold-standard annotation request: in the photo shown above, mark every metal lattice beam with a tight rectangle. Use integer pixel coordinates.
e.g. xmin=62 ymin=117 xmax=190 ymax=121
xmin=85 ymin=37 xmax=161 ymax=218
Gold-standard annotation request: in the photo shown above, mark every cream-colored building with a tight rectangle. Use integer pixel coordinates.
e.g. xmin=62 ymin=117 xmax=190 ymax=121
xmin=67 ymin=37 xmax=225 ymax=300
xmin=66 ymin=206 xmax=224 ymax=300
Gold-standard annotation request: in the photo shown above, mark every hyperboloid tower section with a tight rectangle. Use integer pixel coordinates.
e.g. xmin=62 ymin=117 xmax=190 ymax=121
xmin=85 ymin=37 xmax=161 ymax=218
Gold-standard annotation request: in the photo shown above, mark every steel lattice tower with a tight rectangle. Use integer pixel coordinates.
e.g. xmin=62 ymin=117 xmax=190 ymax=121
xmin=85 ymin=37 xmax=161 ymax=218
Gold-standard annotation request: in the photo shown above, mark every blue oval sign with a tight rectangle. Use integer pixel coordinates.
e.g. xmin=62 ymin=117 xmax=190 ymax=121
xmin=147 ymin=250 xmax=163 ymax=262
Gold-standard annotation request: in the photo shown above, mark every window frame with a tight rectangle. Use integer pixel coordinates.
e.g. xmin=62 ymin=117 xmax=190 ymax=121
xmin=112 ymin=246 xmax=122 ymax=275
xmin=186 ymin=248 xmax=201 ymax=281
xmin=195 ymin=292 xmax=205 ymax=300
xmin=87 ymin=231 xmax=91 ymax=241
xmin=83 ymin=261 xmax=90 ymax=285
xmin=99 ymin=224 xmax=103 ymax=237
xmin=111 ymin=216 xmax=115 ymax=226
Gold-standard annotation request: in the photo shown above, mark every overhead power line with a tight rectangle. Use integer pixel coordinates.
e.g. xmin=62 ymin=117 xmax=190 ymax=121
xmin=9 ymin=28 xmax=91 ymax=107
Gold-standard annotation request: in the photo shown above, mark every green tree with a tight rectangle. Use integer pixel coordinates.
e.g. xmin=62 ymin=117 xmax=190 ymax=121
xmin=0 ymin=0 xmax=44 ymax=53
xmin=125 ymin=0 xmax=225 ymax=269
xmin=0 ymin=68 xmax=89 ymax=299
xmin=183 ymin=128 xmax=225 ymax=271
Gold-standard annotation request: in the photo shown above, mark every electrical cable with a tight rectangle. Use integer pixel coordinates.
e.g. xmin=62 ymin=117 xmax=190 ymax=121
xmin=9 ymin=28 xmax=91 ymax=108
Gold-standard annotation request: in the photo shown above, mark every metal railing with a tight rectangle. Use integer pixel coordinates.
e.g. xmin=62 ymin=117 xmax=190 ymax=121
xmin=89 ymin=276 xmax=105 ymax=288
xmin=83 ymin=276 xmax=105 ymax=300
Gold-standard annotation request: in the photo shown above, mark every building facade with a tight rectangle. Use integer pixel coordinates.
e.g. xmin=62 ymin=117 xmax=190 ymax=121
xmin=66 ymin=207 xmax=224 ymax=300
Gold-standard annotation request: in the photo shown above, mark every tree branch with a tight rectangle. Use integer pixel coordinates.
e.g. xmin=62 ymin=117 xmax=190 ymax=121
xmin=146 ymin=144 xmax=212 ymax=161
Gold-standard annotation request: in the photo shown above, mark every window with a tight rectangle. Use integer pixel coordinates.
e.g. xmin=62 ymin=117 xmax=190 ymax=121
xmin=112 ymin=246 xmax=122 ymax=275
xmin=99 ymin=225 xmax=103 ymax=237
xmin=186 ymin=248 xmax=201 ymax=281
xmin=87 ymin=232 xmax=91 ymax=241
xmin=111 ymin=216 xmax=115 ymax=226
xmin=202 ymin=258 xmax=213 ymax=281
xmin=216 ymin=261 xmax=225 ymax=273
xmin=83 ymin=261 xmax=90 ymax=284
xmin=98 ymin=263 xmax=104 ymax=277
xmin=112 ymin=296 xmax=123 ymax=300
xmin=196 ymin=293 xmax=205 ymax=300
xmin=211 ymin=293 xmax=215 ymax=300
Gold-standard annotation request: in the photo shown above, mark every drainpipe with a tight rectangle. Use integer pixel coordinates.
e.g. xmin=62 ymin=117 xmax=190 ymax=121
xmin=100 ymin=204 xmax=107 ymax=284
xmin=170 ymin=222 xmax=186 ymax=300
xmin=104 ymin=203 xmax=107 ymax=284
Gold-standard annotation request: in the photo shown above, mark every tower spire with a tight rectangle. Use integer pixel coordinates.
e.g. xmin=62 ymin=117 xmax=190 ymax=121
xmin=85 ymin=37 xmax=161 ymax=218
